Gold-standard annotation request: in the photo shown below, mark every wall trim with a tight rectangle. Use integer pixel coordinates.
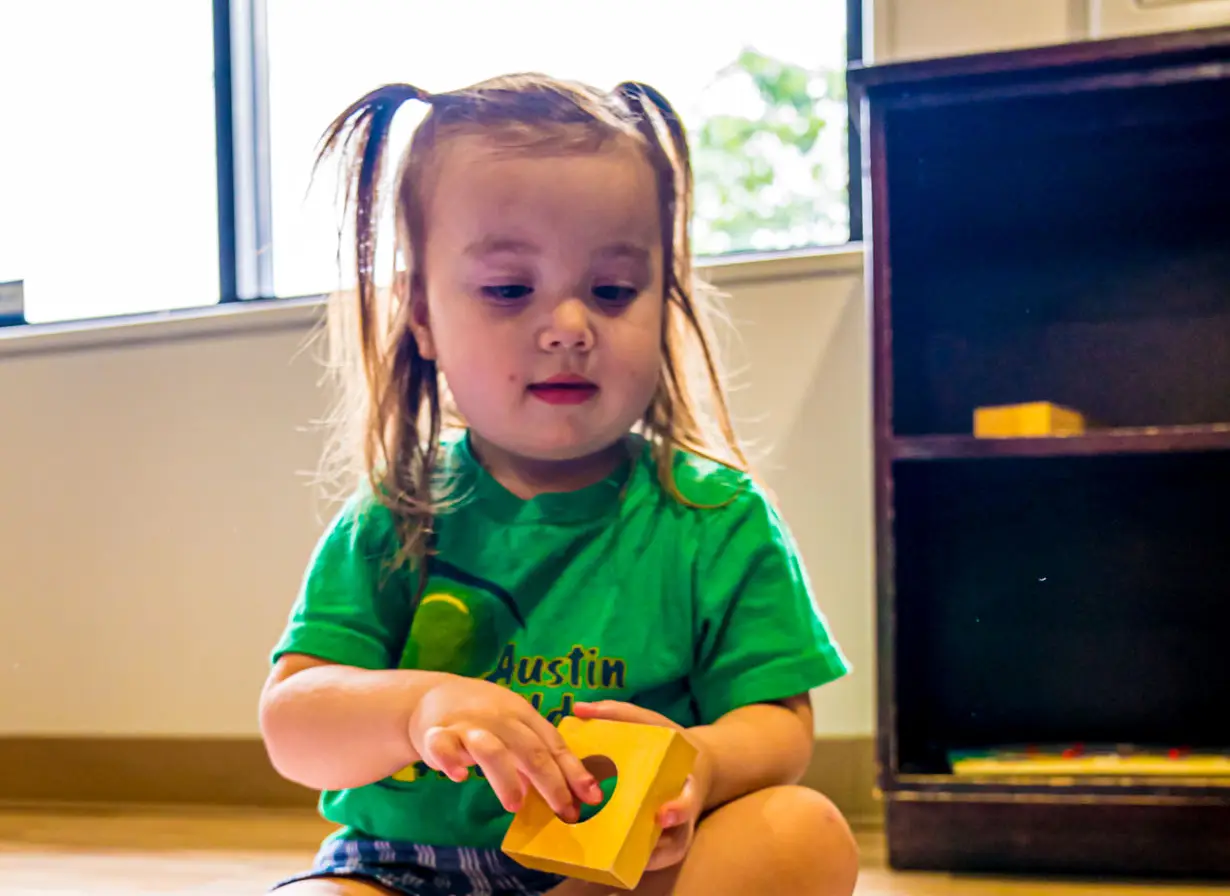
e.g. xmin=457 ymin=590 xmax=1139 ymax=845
xmin=0 ymin=295 xmax=324 ymax=362
xmin=0 ymin=737 xmax=316 ymax=810
xmin=698 ymin=244 xmax=865 ymax=287
xmin=0 ymin=735 xmax=882 ymax=828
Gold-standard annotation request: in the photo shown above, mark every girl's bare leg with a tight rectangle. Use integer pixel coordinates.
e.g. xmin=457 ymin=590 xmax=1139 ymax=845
xmin=547 ymin=786 xmax=859 ymax=896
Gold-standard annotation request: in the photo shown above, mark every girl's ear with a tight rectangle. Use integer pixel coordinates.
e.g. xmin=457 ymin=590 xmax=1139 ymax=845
xmin=409 ymin=281 xmax=436 ymax=360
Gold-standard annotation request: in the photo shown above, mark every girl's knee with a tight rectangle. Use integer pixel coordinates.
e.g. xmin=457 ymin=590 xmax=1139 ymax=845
xmin=760 ymin=786 xmax=859 ymax=894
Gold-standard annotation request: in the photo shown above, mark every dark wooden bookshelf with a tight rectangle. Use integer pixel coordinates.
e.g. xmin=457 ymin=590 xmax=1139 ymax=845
xmin=850 ymin=25 xmax=1230 ymax=879
xmin=893 ymin=424 xmax=1230 ymax=461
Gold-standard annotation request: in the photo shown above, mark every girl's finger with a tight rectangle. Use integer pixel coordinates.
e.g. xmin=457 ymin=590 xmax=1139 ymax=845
xmin=420 ymin=727 xmax=471 ymax=782
xmin=656 ymin=776 xmax=699 ymax=828
xmin=522 ymin=713 xmax=603 ymax=805
xmin=463 ymin=728 xmax=523 ymax=811
xmin=462 ymin=727 xmax=524 ymax=813
xmin=644 ymin=824 xmax=691 ymax=872
xmin=572 ymin=700 xmax=675 ymax=729
xmin=503 ymin=720 xmax=580 ymax=822
xmin=657 ymin=800 xmax=688 ymax=829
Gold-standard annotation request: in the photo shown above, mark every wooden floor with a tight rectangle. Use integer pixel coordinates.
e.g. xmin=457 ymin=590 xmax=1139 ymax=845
xmin=0 ymin=806 xmax=1227 ymax=895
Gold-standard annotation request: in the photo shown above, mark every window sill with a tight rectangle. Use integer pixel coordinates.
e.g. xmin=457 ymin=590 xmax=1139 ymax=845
xmin=697 ymin=242 xmax=864 ymax=286
xmin=0 ymin=295 xmax=325 ymax=360
xmin=0 ymin=243 xmax=865 ymax=359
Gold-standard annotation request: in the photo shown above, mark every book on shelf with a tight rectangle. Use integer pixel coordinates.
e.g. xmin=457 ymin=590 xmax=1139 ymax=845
xmin=948 ymin=744 xmax=1230 ymax=777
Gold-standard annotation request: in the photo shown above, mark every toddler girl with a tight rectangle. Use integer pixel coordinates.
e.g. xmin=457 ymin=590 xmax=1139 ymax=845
xmin=260 ymin=73 xmax=858 ymax=896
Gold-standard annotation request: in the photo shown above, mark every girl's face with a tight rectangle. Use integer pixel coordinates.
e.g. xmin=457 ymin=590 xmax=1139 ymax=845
xmin=413 ymin=133 xmax=665 ymax=473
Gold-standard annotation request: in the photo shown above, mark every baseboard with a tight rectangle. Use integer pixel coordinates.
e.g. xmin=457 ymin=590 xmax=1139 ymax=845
xmin=0 ymin=735 xmax=881 ymax=826
xmin=0 ymin=737 xmax=315 ymax=809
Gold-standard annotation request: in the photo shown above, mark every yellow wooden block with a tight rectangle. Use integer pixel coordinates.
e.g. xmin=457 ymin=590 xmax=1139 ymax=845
xmin=501 ymin=716 xmax=697 ymax=890
xmin=973 ymin=401 xmax=1086 ymax=438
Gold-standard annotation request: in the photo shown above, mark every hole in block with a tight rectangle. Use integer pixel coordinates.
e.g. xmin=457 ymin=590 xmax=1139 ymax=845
xmin=567 ymin=754 xmax=618 ymax=825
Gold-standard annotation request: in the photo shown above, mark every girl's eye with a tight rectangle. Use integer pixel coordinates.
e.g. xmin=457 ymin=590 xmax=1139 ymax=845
xmin=593 ymin=285 xmax=638 ymax=306
xmin=482 ymin=284 xmax=533 ymax=303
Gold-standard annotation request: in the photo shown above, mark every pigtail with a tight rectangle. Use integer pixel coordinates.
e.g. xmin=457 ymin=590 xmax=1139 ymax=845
xmin=314 ymin=83 xmax=430 ymax=408
xmin=314 ymin=83 xmax=444 ymax=587
xmin=616 ymin=82 xmax=749 ymax=488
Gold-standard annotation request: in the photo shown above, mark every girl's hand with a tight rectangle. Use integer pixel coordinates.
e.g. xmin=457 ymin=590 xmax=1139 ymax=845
xmin=572 ymin=700 xmax=713 ymax=872
xmin=408 ymin=675 xmax=604 ymax=821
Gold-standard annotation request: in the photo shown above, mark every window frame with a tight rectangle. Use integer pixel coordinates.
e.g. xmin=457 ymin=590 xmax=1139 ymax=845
xmin=214 ymin=0 xmax=275 ymax=303
xmin=220 ymin=0 xmax=866 ymax=304
xmin=847 ymin=0 xmax=864 ymax=241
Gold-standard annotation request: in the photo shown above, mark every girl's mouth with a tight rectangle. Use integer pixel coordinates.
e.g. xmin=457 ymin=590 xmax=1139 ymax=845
xmin=528 ymin=375 xmax=598 ymax=405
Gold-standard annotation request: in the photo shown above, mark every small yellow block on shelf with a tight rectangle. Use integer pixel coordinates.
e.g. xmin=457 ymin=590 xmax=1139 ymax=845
xmin=501 ymin=716 xmax=697 ymax=890
xmin=974 ymin=401 xmax=1086 ymax=439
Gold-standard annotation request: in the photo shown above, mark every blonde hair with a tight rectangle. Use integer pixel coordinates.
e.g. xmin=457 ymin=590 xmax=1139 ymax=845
xmin=314 ymin=73 xmax=748 ymax=575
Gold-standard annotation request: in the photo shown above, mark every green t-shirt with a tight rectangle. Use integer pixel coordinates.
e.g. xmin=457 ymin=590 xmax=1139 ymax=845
xmin=271 ymin=431 xmax=850 ymax=848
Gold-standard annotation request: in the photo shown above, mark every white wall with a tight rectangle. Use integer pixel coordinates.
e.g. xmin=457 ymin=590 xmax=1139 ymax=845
xmin=710 ymin=255 xmax=873 ymax=738
xmin=0 ymin=305 xmax=332 ymax=737
xmin=0 ymin=253 xmax=874 ymax=739
xmin=1088 ymin=0 xmax=1230 ymax=40
xmin=866 ymin=0 xmax=1230 ymax=64
xmin=868 ymin=0 xmax=1084 ymax=62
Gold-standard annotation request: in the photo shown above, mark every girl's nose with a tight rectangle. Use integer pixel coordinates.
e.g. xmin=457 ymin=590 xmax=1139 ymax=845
xmin=539 ymin=298 xmax=594 ymax=352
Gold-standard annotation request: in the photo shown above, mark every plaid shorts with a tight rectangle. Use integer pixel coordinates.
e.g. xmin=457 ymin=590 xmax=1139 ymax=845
xmin=271 ymin=835 xmax=566 ymax=896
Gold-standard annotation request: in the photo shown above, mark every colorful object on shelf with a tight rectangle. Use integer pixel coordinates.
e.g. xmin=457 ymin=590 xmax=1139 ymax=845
xmin=501 ymin=716 xmax=698 ymax=890
xmin=973 ymin=401 xmax=1087 ymax=438
xmin=948 ymin=744 xmax=1230 ymax=777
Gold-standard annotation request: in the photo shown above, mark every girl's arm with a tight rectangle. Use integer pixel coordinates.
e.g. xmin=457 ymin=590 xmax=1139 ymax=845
xmin=260 ymin=652 xmax=603 ymax=818
xmin=259 ymin=652 xmax=444 ymax=790
xmin=687 ymin=693 xmax=815 ymax=810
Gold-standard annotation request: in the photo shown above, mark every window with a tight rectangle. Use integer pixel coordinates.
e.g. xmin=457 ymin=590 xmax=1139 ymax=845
xmin=0 ymin=3 xmax=220 ymax=324
xmin=266 ymin=0 xmax=853 ymax=299
xmin=0 ymin=1 xmax=857 ymax=325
